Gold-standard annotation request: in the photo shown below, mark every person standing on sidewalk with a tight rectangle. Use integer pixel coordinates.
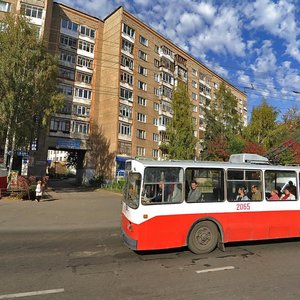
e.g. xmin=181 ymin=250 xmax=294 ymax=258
xmin=35 ymin=180 xmax=43 ymax=202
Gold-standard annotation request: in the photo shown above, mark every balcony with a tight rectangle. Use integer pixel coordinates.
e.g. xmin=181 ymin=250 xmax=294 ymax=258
xmin=174 ymin=54 xmax=187 ymax=69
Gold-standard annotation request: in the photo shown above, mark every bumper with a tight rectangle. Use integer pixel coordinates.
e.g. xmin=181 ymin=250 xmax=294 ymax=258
xmin=121 ymin=228 xmax=137 ymax=250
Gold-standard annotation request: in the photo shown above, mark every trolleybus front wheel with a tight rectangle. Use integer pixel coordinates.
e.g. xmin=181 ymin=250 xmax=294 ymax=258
xmin=188 ymin=221 xmax=219 ymax=254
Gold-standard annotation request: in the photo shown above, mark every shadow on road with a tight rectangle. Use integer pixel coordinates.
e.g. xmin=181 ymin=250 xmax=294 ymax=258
xmin=47 ymin=178 xmax=97 ymax=193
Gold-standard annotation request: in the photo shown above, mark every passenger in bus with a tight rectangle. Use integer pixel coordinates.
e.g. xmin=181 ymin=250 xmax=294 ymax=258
xmin=280 ymin=187 xmax=296 ymax=200
xmin=251 ymin=185 xmax=262 ymax=200
xmin=236 ymin=187 xmax=250 ymax=201
xmin=288 ymin=181 xmax=297 ymax=196
xmin=152 ymin=181 xmax=166 ymax=202
xmin=187 ymin=180 xmax=202 ymax=202
xmin=268 ymin=189 xmax=280 ymax=200
xmin=171 ymin=184 xmax=182 ymax=203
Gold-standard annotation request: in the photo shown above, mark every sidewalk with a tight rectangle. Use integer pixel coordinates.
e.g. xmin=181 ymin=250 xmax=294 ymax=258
xmin=0 ymin=179 xmax=122 ymax=232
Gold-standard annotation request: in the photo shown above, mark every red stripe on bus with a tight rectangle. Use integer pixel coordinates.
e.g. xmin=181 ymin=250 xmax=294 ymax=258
xmin=122 ymin=211 xmax=300 ymax=251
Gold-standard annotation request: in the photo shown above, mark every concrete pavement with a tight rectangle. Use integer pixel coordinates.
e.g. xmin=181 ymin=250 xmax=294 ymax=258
xmin=0 ymin=178 xmax=123 ymax=231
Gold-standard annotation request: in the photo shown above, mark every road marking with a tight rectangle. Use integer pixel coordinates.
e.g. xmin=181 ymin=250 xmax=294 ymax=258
xmin=196 ymin=266 xmax=235 ymax=274
xmin=0 ymin=288 xmax=65 ymax=299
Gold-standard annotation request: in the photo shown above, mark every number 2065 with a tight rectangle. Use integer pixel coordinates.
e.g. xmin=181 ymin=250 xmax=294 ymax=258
xmin=236 ymin=203 xmax=250 ymax=210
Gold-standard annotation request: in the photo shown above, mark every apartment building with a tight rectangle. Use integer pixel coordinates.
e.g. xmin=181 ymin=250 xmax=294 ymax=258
xmin=0 ymin=1 xmax=247 ymax=178
xmin=98 ymin=7 xmax=247 ymax=170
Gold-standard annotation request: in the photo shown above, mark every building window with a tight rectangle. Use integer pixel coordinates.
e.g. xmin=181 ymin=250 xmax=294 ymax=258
xmin=138 ymin=65 xmax=147 ymax=76
xmin=73 ymin=105 xmax=90 ymax=116
xmin=159 ymin=115 xmax=169 ymax=126
xmin=192 ymin=68 xmax=197 ymax=76
xmin=161 ymin=85 xmax=172 ymax=98
xmin=60 ymin=35 xmax=77 ymax=49
xmin=122 ymin=38 xmax=134 ymax=54
xmin=152 ymin=149 xmax=159 ymax=158
xmin=153 ymin=133 xmax=159 ymax=142
xmin=78 ymin=40 xmax=94 ymax=54
xmin=154 ymin=45 xmax=159 ymax=53
xmin=137 ymin=129 xmax=146 ymax=139
xmin=160 ymin=57 xmax=175 ymax=72
xmin=154 ymin=58 xmax=159 ymax=68
xmin=192 ymin=92 xmax=197 ymax=101
xmin=118 ymin=141 xmax=131 ymax=156
xmin=76 ymin=72 xmax=92 ymax=84
xmin=61 ymin=19 xmax=78 ymax=32
xmin=160 ymin=45 xmax=174 ymax=58
xmin=162 ymin=72 xmax=174 ymax=85
xmin=119 ymin=104 xmax=132 ymax=118
xmin=74 ymin=88 xmax=92 ymax=100
xmin=137 ymin=113 xmax=146 ymax=123
xmin=138 ymin=50 xmax=148 ymax=61
xmin=121 ymin=54 xmax=133 ymax=70
xmin=73 ymin=122 xmax=90 ymax=134
xmin=154 ymin=73 xmax=160 ymax=82
xmin=192 ymin=105 xmax=197 ymax=112
xmin=139 ymin=35 xmax=148 ymax=46
xmin=200 ymin=83 xmax=211 ymax=96
xmin=119 ymin=122 xmax=132 ymax=136
xmin=60 ymin=51 xmax=76 ymax=64
xmin=80 ymin=25 xmax=95 ymax=38
xmin=154 ymin=88 xmax=160 ymax=97
xmin=136 ymin=146 xmax=145 ymax=157
xmin=138 ymin=96 xmax=146 ymax=106
xmin=0 ymin=1 xmax=11 ymax=12
xmin=77 ymin=56 xmax=93 ymax=69
xmin=192 ymin=80 xmax=197 ymax=88
xmin=120 ymin=88 xmax=133 ymax=101
xmin=153 ymin=102 xmax=159 ymax=111
xmin=57 ymin=84 xmax=73 ymax=96
xmin=120 ymin=71 xmax=133 ymax=85
xmin=21 ymin=4 xmax=43 ymax=19
xmin=50 ymin=118 xmax=70 ymax=133
xmin=122 ymin=23 xmax=135 ymax=38
xmin=138 ymin=80 xmax=147 ymax=91
xmin=58 ymin=68 xmax=75 ymax=80
xmin=153 ymin=118 xmax=158 ymax=126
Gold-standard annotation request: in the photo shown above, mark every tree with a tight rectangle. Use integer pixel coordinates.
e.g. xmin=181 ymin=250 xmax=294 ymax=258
xmin=0 ymin=15 xmax=63 ymax=173
xmin=165 ymin=81 xmax=197 ymax=160
xmin=202 ymin=81 xmax=242 ymax=160
xmin=243 ymin=99 xmax=278 ymax=149
xmin=243 ymin=141 xmax=266 ymax=155
xmin=87 ymin=125 xmax=115 ymax=183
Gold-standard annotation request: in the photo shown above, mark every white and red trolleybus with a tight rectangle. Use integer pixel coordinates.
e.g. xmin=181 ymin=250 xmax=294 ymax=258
xmin=121 ymin=154 xmax=300 ymax=254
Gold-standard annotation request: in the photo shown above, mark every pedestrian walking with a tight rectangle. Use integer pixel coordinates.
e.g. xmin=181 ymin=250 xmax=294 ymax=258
xmin=35 ymin=180 xmax=43 ymax=202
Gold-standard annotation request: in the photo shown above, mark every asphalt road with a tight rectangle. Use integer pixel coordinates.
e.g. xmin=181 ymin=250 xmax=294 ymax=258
xmin=1 ymin=180 xmax=300 ymax=300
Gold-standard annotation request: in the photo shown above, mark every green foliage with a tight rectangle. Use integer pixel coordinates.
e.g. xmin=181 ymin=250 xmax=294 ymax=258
xmin=202 ymin=81 xmax=242 ymax=160
xmin=276 ymin=148 xmax=296 ymax=165
xmin=0 ymin=14 xmax=64 ymax=149
xmin=166 ymin=81 xmax=197 ymax=159
xmin=243 ymin=99 xmax=278 ymax=149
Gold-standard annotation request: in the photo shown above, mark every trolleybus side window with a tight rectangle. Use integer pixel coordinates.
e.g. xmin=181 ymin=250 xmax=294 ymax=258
xmin=185 ymin=168 xmax=225 ymax=202
xmin=265 ymin=170 xmax=297 ymax=201
xmin=227 ymin=169 xmax=262 ymax=202
xmin=142 ymin=167 xmax=183 ymax=204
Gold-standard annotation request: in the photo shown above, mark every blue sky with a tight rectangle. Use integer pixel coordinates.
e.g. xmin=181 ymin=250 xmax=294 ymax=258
xmin=59 ymin=0 xmax=300 ymax=121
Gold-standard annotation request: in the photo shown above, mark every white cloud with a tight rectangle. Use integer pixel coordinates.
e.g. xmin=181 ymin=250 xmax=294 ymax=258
xmin=190 ymin=5 xmax=245 ymax=57
xmin=246 ymin=0 xmax=300 ymax=62
xmin=133 ymin=0 xmax=152 ymax=6
xmin=176 ymin=12 xmax=203 ymax=36
xmin=251 ymin=40 xmax=277 ymax=74
xmin=195 ymin=2 xmax=216 ymax=23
